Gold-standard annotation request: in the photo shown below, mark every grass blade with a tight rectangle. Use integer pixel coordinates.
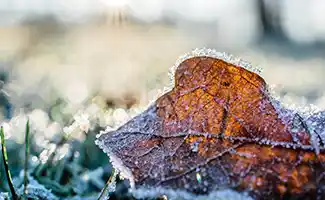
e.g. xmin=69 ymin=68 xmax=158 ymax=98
xmin=24 ymin=119 xmax=30 ymax=199
xmin=97 ymin=168 xmax=117 ymax=200
xmin=0 ymin=126 xmax=19 ymax=200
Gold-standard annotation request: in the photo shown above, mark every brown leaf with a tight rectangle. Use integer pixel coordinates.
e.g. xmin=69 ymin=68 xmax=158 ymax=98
xmin=96 ymin=50 xmax=325 ymax=200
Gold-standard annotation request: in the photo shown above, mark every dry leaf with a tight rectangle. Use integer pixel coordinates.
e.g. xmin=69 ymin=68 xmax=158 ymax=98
xmin=96 ymin=49 xmax=325 ymax=200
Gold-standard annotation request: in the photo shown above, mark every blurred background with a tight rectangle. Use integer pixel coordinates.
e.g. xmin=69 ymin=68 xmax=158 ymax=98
xmin=1 ymin=0 xmax=325 ymax=116
xmin=0 ymin=0 xmax=325 ymax=199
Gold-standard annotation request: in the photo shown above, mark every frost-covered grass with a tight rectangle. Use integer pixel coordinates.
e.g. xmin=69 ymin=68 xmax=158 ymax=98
xmin=0 ymin=94 xmax=144 ymax=200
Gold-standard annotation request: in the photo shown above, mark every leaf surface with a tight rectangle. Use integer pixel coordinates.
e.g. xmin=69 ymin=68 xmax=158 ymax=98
xmin=97 ymin=51 xmax=325 ymax=199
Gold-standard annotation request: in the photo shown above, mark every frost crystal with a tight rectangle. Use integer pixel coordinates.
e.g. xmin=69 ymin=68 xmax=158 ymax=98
xmin=0 ymin=193 xmax=9 ymax=200
xmin=191 ymin=141 xmax=200 ymax=152
xmin=107 ymin=170 xmax=118 ymax=193
xmin=98 ymin=169 xmax=119 ymax=200
xmin=165 ymin=48 xmax=262 ymax=95
xmin=131 ymin=187 xmax=253 ymax=200
xmin=307 ymin=111 xmax=325 ymax=148
xmin=16 ymin=173 xmax=58 ymax=200
xmin=196 ymin=172 xmax=202 ymax=183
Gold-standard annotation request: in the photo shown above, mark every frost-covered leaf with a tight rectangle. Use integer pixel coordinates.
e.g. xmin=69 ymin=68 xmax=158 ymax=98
xmin=307 ymin=111 xmax=325 ymax=146
xmin=96 ymin=48 xmax=325 ymax=200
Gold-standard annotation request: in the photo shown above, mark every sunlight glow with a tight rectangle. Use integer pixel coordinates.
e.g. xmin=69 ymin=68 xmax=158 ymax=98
xmin=100 ymin=0 xmax=129 ymax=7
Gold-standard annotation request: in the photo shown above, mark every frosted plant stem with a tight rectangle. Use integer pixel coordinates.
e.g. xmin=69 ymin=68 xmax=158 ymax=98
xmin=0 ymin=127 xmax=19 ymax=200
xmin=23 ymin=120 xmax=30 ymax=199
xmin=97 ymin=168 xmax=118 ymax=200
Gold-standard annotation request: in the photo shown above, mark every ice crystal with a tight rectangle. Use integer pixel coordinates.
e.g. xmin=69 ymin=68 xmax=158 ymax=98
xmin=98 ymin=168 xmax=119 ymax=200
xmin=165 ymin=48 xmax=262 ymax=95
xmin=307 ymin=111 xmax=325 ymax=147
xmin=0 ymin=193 xmax=9 ymax=200
xmin=131 ymin=187 xmax=253 ymax=200
xmin=16 ymin=173 xmax=58 ymax=200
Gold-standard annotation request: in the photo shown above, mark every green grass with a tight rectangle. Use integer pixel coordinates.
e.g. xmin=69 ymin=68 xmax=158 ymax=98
xmin=1 ymin=126 xmax=19 ymax=200
xmin=0 ymin=119 xmax=138 ymax=200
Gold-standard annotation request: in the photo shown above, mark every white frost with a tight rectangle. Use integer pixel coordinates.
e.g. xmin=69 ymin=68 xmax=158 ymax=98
xmin=95 ymin=136 xmax=135 ymax=189
xmin=131 ymin=187 xmax=253 ymax=200
xmin=164 ymin=48 xmax=262 ymax=95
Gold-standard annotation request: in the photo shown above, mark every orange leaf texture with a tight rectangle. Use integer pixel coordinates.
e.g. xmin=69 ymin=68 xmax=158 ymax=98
xmin=96 ymin=48 xmax=325 ymax=200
